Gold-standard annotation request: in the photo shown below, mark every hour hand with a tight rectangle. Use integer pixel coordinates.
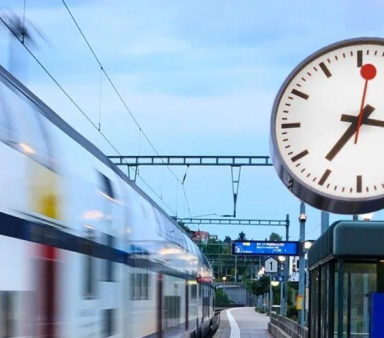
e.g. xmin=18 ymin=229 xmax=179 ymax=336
xmin=326 ymin=104 xmax=375 ymax=161
xmin=341 ymin=114 xmax=384 ymax=128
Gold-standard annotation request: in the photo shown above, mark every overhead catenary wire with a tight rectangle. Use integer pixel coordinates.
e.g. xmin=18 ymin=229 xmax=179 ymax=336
xmin=60 ymin=0 xmax=180 ymax=180
xmin=0 ymin=15 xmax=177 ymax=215
xmin=60 ymin=0 xmax=191 ymax=215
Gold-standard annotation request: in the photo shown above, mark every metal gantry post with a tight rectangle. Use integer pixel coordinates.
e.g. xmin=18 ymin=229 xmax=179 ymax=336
xmin=298 ymin=202 xmax=306 ymax=327
xmin=321 ymin=211 xmax=329 ymax=234
xmin=281 ymin=214 xmax=290 ymax=316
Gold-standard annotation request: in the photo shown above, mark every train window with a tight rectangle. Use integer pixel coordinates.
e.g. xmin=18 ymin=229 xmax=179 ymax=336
xmin=84 ymin=228 xmax=96 ymax=299
xmin=0 ymin=292 xmax=16 ymax=337
xmin=102 ymin=309 xmax=115 ymax=337
xmin=164 ymin=295 xmax=180 ymax=320
xmin=99 ymin=173 xmax=115 ymax=200
xmin=0 ymin=85 xmax=13 ymax=142
xmin=103 ymin=234 xmax=115 ymax=282
xmin=130 ymin=270 xmax=150 ymax=300
xmin=5 ymin=84 xmax=51 ymax=167
xmin=191 ymin=284 xmax=197 ymax=299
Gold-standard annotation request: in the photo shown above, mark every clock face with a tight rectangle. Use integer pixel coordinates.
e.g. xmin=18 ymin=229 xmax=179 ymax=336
xmin=271 ymin=38 xmax=384 ymax=214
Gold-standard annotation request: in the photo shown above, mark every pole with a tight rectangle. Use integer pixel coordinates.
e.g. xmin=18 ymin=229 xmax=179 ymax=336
xmin=281 ymin=214 xmax=289 ymax=316
xmin=235 ymin=255 xmax=237 ymax=282
xmin=321 ymin=211 xmax=329 ymax=234
xmin=298 ymin=202 xmax=306 ymax=327
xmin=269 ymin=280 xmax=273 ymax=314
xmin=280 ymin=275 xmax=283 ymax=315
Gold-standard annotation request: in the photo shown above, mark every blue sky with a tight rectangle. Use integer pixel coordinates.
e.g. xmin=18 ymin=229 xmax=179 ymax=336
xmin=2 ymin=0 xmax=384 ymax=241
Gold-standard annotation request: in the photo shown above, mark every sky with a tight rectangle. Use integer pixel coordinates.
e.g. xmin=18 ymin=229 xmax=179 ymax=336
xmin=1 ymin=0 xmax=384 ymax=241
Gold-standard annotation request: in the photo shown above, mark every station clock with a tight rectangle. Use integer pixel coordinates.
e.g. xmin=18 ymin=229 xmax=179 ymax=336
xmin=270 ymin=38 xmax=384 ymax=214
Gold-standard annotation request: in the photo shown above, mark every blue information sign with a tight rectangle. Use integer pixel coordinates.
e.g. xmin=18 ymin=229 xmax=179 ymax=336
xmin=232 ymin=240 xmax=299 ymax=256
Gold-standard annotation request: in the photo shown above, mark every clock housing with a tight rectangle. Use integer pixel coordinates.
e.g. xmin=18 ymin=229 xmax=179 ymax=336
xmin=271 ymin=38 xmax=384 ymax=214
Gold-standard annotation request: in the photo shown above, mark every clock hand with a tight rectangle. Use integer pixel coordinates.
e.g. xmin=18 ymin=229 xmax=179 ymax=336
xmin=354 ymin=64 xmax=377 ymax=144
xmin=326 ymin=104 xmax=375 ymax=161
xmin=341 ymin=114 xmax=384 ymax=128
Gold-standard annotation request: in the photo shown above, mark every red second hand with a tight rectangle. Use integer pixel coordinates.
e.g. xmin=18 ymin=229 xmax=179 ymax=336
xmin=355 ymin=63 xmax=376 ymax=144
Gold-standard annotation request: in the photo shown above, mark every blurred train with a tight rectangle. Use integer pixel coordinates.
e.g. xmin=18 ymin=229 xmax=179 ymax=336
xmin=0 ymin=64 xmax=217 ymax=337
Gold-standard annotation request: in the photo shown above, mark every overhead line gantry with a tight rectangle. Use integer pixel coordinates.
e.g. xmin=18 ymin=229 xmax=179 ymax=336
xmin=108 ymin=155 xmax=273 ymax=217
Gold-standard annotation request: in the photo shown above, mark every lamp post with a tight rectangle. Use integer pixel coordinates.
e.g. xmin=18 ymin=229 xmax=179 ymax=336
xmin=270 ymin=280 xmax=280 ymax=313
xmin=277 ymin=256 xmax=286 ymax=316
xmin=298 ymin=202 xmax=306 ymax=327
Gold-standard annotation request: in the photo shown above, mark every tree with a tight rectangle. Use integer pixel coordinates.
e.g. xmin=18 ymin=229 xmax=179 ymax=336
xmin=238 ymin=231 xmax=246 ymax=240
xmin=251 ymin=275 xmax=270 ymax=296
xmin=223 ymin=235 xmax=232 ymax=243
xmin=177 ymin=221 xmax=191 ymax=234
xmin=269 ymin=232 xmax=282 ymax=241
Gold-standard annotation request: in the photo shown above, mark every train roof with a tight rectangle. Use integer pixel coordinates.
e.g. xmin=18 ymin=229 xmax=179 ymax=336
xmin=0 ymin=65 xmax=207 ymax=265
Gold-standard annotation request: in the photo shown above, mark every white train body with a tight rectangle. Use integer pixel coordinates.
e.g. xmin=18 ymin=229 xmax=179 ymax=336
xmin=0 ymin=65 xmax=215 ymax=338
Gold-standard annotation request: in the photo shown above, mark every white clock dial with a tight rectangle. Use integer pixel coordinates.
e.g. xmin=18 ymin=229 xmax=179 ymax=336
xmin=271 ymin=38 xmax=384 ymax=214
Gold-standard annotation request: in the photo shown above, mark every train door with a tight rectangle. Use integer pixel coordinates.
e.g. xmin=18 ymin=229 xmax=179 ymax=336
xmin=98 ymin=172 xmax=119 ymax=337
xmin=185 ymin=281 xmax=189 ymax=331
xmin=1 ymin=79 xmax=62 ymax=337
xmin=157 ymin=273 xmax=163 ymax=338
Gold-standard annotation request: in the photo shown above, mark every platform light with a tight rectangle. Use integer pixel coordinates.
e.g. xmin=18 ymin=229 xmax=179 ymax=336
xmin=304 ymin=241 xmax=313 ymax=250
xmin=361 ymin=213 xmax=374 ymax=221
xmin=19 ymin=142 xmax=35 ymax=154
xmin=271 ymin=281 xmax=279 ymax=286
xmin=299 ymin=213 xmax=307 ymax=222
xmin=277 ymin=255 xmax=286 ymax=262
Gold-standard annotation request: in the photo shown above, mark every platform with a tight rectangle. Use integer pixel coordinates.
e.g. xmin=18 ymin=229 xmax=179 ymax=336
xmin=213 ymin=307 xmax=271 ymax=338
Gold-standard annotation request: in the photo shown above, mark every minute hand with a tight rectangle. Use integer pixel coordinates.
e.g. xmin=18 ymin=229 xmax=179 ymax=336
xmin=341 ymin=114 xmax=384 ymax=128
xmin=326 ymin=104 xmax=375 ymax=161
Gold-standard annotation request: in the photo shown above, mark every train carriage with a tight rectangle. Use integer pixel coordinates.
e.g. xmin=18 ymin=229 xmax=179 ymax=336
xmin=0 ymin=64 xmax=216 ymax=338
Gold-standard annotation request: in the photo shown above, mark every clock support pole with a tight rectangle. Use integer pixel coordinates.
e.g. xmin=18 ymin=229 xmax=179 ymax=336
xmin=298 ymin=202 xmax=307 ymax=327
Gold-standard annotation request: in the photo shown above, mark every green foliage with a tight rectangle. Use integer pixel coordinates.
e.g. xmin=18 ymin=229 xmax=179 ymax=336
xmin=177 ymin=221 xmax=191 ymax=234
xmin=269 ymin=232 xmax=283 ymax=241
xmin=238 ymin=231 xmax=246 ymax=240
xmin=215 ymin=288 xmax=231 ymax=305
xmin=287 ymin=306 xmax=298 ymax=321
xmin=255 ymin=307 xmax=266 ymax=314
xmin=224 ymin=235 xmax=232 ymax=243
xmin=250 ymin=275 xmax=270 ymax=296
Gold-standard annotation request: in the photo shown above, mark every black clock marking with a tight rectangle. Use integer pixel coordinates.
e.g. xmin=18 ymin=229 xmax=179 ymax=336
xmin=291 ymin=89 xmax=309 ymax=100
xmin=318 ymin=169 xmax=331 ymax=186
xmin=357 ymin=50 xmax=363 ymax=67
xmin=282 ymin=123 xmax=301 ymax=129
xmin=291 ymin=149 xmax=309 ymax=162
xmin=326 ymin=105 xmax=375 ymax=161
xmin=357 ymin=175 xmax=362 ymax=193
xmin=319 ymin=62 xmax=332 ymax=78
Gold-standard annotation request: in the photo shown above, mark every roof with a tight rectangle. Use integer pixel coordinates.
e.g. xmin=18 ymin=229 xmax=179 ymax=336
xmin=308 ymin=220 xmax=384 ymax=269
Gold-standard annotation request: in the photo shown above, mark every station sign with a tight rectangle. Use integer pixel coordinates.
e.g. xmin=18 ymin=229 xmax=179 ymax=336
xmin=265 ymin=257 xmax=278 ymax=273
xmin=232 ymin=240 xmax=299 ymax=256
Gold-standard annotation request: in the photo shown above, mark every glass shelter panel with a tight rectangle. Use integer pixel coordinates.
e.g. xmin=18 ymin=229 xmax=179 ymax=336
xmin=310 ymin=268 xmax=320 ymax=337
xmin=343 ymin=263 xmax=376 ymax=337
